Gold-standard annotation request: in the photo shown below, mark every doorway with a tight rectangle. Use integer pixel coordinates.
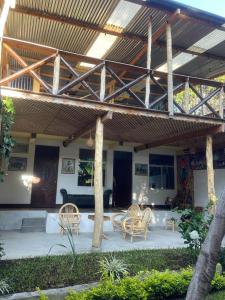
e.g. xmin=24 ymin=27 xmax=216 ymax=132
xmin=31 ymin=145 xmax=59 ymax=208
xmin=113 ymin=151 xmax=132 ymax=208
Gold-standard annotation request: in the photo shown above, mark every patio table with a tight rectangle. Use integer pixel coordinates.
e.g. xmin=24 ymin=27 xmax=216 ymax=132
xmin=88 ymin=214 xmax=111 ymax=239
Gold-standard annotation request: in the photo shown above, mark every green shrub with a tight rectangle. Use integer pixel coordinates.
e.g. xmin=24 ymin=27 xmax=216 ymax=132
xmin=0 ymin=248 xmax=195 ymax=294
xmin=176 ymin=207 xmax=212 ymax=253
xmin=65 ymin=268 xmax=225 ymax=300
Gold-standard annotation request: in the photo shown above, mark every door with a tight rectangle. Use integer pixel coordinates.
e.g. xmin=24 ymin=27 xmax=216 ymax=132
xmin=31 ymin=145 xmax=59 ymax=208
xmin=113 ymin=151 xmax=132 ymax=207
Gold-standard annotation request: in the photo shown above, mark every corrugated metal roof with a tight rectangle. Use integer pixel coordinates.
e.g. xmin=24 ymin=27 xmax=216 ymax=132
xmin=3 ymin=0 xmax=225 ymax=104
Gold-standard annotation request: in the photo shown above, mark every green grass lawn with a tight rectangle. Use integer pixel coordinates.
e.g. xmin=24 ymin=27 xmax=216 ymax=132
xmin=0 ymin=248 xmax=195 ymax=294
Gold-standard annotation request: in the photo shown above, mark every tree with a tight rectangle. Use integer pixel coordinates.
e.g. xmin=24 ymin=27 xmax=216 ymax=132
xmin=186 ymin=189 xmax=225 ymax=300
xmin=0 ymin=96 xmax=15 ymax=181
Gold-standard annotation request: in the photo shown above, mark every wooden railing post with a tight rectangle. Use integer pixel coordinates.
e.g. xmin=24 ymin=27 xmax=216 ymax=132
xmin=183 ymin=78 xmax=189 ymax=113
xmin=166 ymin=22 xmax=174 ymax=116
xmin=100 ymin=64 xmax=106 ymax=101
xmin=52 ymin=53 xmax=60 ymax=95
xmin=145 ymin=19 xmax=152 ymax=108
xmin=219 ymin=86 xmax=224 ymax=119
xmin=206 ymin=135 xmax=217 ymax=211
xmin=92 ymin=116 xmax=104 ymax=248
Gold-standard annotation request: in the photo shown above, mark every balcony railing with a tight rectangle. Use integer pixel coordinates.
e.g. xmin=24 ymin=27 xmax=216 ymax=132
xmin=1 ymin=36 xmax=224 ymax=120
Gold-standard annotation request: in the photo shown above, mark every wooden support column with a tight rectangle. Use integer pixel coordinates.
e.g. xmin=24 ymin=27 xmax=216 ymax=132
xmin=206 ymin=135 xmax=217 ymax=209
xmin=166 ymin=22 xmax=174 ymax=116
xmin=0 ymin=0 xmax=15 ymax=152
xmin=52 ymin=54 xmax=60 ymax=95
xmin=100 ymin=64 xmax=106 ymax=101
xmin=219 ymin=87 xmax=224 ymax=119
xmin=145 ymin=19 xmax=152 ymax=108
xmin=92 ymin=116 xmax=104 ymax=249
xmin=183 ymin=78 xmax=189 ymax=113
xmin=33 ymin=69 xmax=40 ymax=92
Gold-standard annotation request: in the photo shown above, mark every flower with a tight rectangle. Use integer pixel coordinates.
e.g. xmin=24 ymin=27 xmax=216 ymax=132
xmin=189 ymin=230 xmax=200 ymax=240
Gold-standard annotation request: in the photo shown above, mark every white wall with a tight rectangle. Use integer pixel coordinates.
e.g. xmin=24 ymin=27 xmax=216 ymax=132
xmin=133 ymin=147 xmax=177 ymax=206
xmin=194 ymin=169 xmax=225 ymax=207
xmin=0 ymin=137 xmax=178 ymax=206
xmin=0 ymin=139 xmax=35 ymax=204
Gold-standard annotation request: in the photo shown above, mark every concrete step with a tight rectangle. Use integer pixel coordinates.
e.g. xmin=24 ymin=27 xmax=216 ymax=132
xmin=21 ymin=217 xmax=46 ymax=232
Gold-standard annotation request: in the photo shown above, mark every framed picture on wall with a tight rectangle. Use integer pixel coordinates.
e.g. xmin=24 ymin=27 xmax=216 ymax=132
xmin=8 ymin=157 xmax=27 ymax=171
xmin=135 ymin=163 xmax=148 ymax=176
xmin=61 ymin=158 xmax=75 ymax=174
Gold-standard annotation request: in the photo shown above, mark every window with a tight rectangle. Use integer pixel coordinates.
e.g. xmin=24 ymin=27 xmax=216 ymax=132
xmin=78 ymin=149 xmax=107 ymax=186
xmin=149 ymin=154 xmax=175 ymax=190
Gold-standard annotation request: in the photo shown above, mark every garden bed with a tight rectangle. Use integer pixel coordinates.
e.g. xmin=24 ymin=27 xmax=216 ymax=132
xmin=0 ymin=248 xmax=196 ymax=295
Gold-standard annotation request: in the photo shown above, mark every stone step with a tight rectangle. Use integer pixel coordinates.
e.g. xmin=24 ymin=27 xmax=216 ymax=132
xmin=21 ymin=217 xmax=46 ymax=232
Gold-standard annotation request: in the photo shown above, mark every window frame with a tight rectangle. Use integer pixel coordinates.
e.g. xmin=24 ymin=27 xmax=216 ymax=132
xmin=149 ymin=154 xmax=175 ymax=190
xmin=78 ymin=148 xmax=107 ymax=187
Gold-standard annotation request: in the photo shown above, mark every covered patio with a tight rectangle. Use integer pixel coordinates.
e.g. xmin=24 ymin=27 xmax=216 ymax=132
xmin=1 ymin=228 xmax=184 ymax=260
xmin=0 ymin=0 xmax=225 ymax=252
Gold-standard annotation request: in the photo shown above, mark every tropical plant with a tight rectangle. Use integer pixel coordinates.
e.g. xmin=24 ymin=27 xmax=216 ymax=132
xmin=0 ymin=97 xmax=15 ymax=182
xmin=0 ymin=242 xmax=5 ymax=259
xmin=176 ymin=207 xmax=213 ymax=254
xmin=48 ymin=223 xmax=76 ymax=269
xmin=0 ymin=280 xmax=10 ymax=295
xmin=99 ymin=255 xmax=129 ymax=281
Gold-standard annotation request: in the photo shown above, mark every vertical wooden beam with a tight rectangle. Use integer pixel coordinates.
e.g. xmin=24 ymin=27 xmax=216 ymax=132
xmin=52 ymin=53 xmax=60 ymax=95
xmin=92 ymin=116 xmax=104 ymax=248
xmin=100 ymin=64 xmax=106 ymax=101
xmin=0 ymin=0 xmax=15 ymax=148
xmin=145 ymin=19 xmax=152 ymax=108
xmin=206 ymin=135 xmax=217 ymax=210
xmin=183 ymin=78 xmax=189 ymax=113
xmin=1 ymin=45 xmax=8 ymax=84
xmin=166 ymin=22 xmax=174 ymax=116
xmin=219 ymin=87 xmax=224 ymax=119
xmin=32 ymin=69 xmax=41 ymax=92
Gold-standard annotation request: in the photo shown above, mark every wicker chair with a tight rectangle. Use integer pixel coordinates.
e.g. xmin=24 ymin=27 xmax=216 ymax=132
xmin=59 ymin=203 xmax=81 ymax=235
xmin=122 ymin=207 xmax=152 ymax=242
xmin=111 ymin=204 xmax=141 ymax=232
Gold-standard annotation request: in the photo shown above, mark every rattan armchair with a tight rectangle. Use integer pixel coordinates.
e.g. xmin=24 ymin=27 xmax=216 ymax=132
xmin=122 ymin=207 xmax=152 ymax=242
xmin=59 ymin=203 xmax=81 ymax=235
xmin=111 ymin=204 xmax=141 ymax=232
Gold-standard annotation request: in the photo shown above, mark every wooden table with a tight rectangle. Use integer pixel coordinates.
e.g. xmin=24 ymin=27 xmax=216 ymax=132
xmin=88 ymin=214 xmax=111 ymax=239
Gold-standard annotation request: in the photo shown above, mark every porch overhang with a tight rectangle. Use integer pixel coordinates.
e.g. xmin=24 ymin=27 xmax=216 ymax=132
xmin=2 ymin=87 xmax=225 ymax=148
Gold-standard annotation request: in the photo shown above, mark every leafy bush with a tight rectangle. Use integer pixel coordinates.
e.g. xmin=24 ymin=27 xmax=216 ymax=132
xmin=65 ymin=268 xmax=225 ymax=300
xmin=176 ymin=207 xmax=212 ymax=253
xmin=0 ymin=248 xmax=195 ymax=294
xmin=36 ymin=288 xmax=49 ymax=300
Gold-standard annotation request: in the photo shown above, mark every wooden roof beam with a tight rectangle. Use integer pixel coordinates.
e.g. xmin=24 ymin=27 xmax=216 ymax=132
xmin=63 ymin=111 xmax=113 ymax=147
xmin=134 ymin=125 xmax=224 ymax=152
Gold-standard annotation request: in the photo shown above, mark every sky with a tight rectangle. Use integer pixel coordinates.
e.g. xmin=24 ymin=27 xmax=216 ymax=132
xmin=176 ymin=0 xmax=225 ymax=17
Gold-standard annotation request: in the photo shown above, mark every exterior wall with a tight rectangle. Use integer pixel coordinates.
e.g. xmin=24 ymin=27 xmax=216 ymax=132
xmin=0 ymin=138 xmax=35 ymax=204
xmin=133 ymin=148 xmax=177 ymax=206
xmin=194 ymin=169 xmax=225 ymax=207
xmin=0 ymin=137 xmax=177 ymax=206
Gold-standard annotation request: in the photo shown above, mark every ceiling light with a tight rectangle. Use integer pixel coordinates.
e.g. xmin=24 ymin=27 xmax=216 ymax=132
xmin=86 ymin=131 xmax=94 ymax=148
